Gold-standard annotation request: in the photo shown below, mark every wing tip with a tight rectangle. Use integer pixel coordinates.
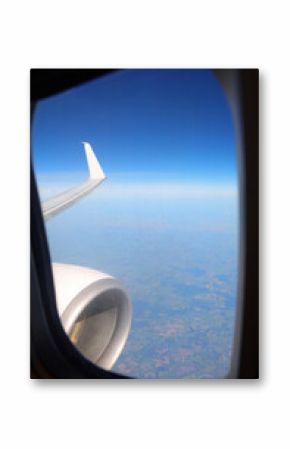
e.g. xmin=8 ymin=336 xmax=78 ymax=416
xmin=82 ymin=141 xmax=106 ymax=181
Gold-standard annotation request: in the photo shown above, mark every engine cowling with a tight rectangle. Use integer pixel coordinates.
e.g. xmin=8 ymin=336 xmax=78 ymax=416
xmin=52 ymin=263 xmax=132 ymax=371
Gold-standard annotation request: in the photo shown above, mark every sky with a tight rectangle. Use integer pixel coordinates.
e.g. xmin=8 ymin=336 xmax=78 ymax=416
xmin=32 ymin=69 xmax=237 ymax=196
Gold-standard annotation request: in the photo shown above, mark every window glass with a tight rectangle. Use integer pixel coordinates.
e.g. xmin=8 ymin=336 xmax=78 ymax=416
xmin=32 ymin=69 xmax=238 ymax=378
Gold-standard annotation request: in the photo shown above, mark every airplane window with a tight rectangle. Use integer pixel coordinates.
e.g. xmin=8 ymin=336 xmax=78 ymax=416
xmin=32 ymin=69 xmax=239 ymax=378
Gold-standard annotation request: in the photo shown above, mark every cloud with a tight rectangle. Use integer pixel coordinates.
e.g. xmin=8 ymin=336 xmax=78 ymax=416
xmin=95 ymin=182 xmax=237 ymax=199
xmin=38 ymin=178 xmax=237 ymax=202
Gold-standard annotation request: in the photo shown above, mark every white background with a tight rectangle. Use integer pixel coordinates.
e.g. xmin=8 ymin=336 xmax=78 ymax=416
xmin=0 ymin=1 xmax=288 ymax=448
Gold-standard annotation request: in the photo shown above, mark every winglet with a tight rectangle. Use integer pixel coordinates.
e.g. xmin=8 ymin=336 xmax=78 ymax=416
xmin=82 ymin=142 xmax=106 ymax=181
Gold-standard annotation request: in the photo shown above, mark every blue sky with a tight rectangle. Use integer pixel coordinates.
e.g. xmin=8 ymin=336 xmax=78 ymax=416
xmin=32 ymin=69 xmax=237 ymax=194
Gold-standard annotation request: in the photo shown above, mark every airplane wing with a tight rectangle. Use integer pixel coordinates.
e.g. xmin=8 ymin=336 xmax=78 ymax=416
xmin=42 ymin=142 xmax=106 ymax=220
xmin=38 ymin=141 xmax=131 ymax=370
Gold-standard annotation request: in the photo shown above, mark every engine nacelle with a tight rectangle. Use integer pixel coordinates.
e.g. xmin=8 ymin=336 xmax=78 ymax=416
xmin=52 ymin=263 xmax=132 ymax=371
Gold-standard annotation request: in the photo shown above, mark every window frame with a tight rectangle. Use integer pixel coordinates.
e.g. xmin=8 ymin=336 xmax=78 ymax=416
xmin=30 ymin=68 xmax=259 ymax=379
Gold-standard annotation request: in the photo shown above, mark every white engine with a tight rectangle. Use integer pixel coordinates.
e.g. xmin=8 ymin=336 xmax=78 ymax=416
xmin=52 ymin=263 xmax=132 ymax=370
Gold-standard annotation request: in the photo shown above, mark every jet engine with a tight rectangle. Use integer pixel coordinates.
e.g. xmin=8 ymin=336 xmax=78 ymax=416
xmin=52 ymin=263 xmax=132 ymax=370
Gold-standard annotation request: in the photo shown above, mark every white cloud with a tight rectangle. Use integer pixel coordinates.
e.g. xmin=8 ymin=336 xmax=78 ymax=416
xmin=94 ymin=182 xmax=238 ymax=199
xmin=38 ymin=178 xmax=237 ymax=201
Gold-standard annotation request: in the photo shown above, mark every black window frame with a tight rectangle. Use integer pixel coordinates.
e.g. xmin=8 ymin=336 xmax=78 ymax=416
xmin=30 ymin=68 xmax=259 ymax=379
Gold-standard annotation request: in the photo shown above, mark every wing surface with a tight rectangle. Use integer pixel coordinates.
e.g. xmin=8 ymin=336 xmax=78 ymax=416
xmin=42 ymin=142 xmax=106 ymax=220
